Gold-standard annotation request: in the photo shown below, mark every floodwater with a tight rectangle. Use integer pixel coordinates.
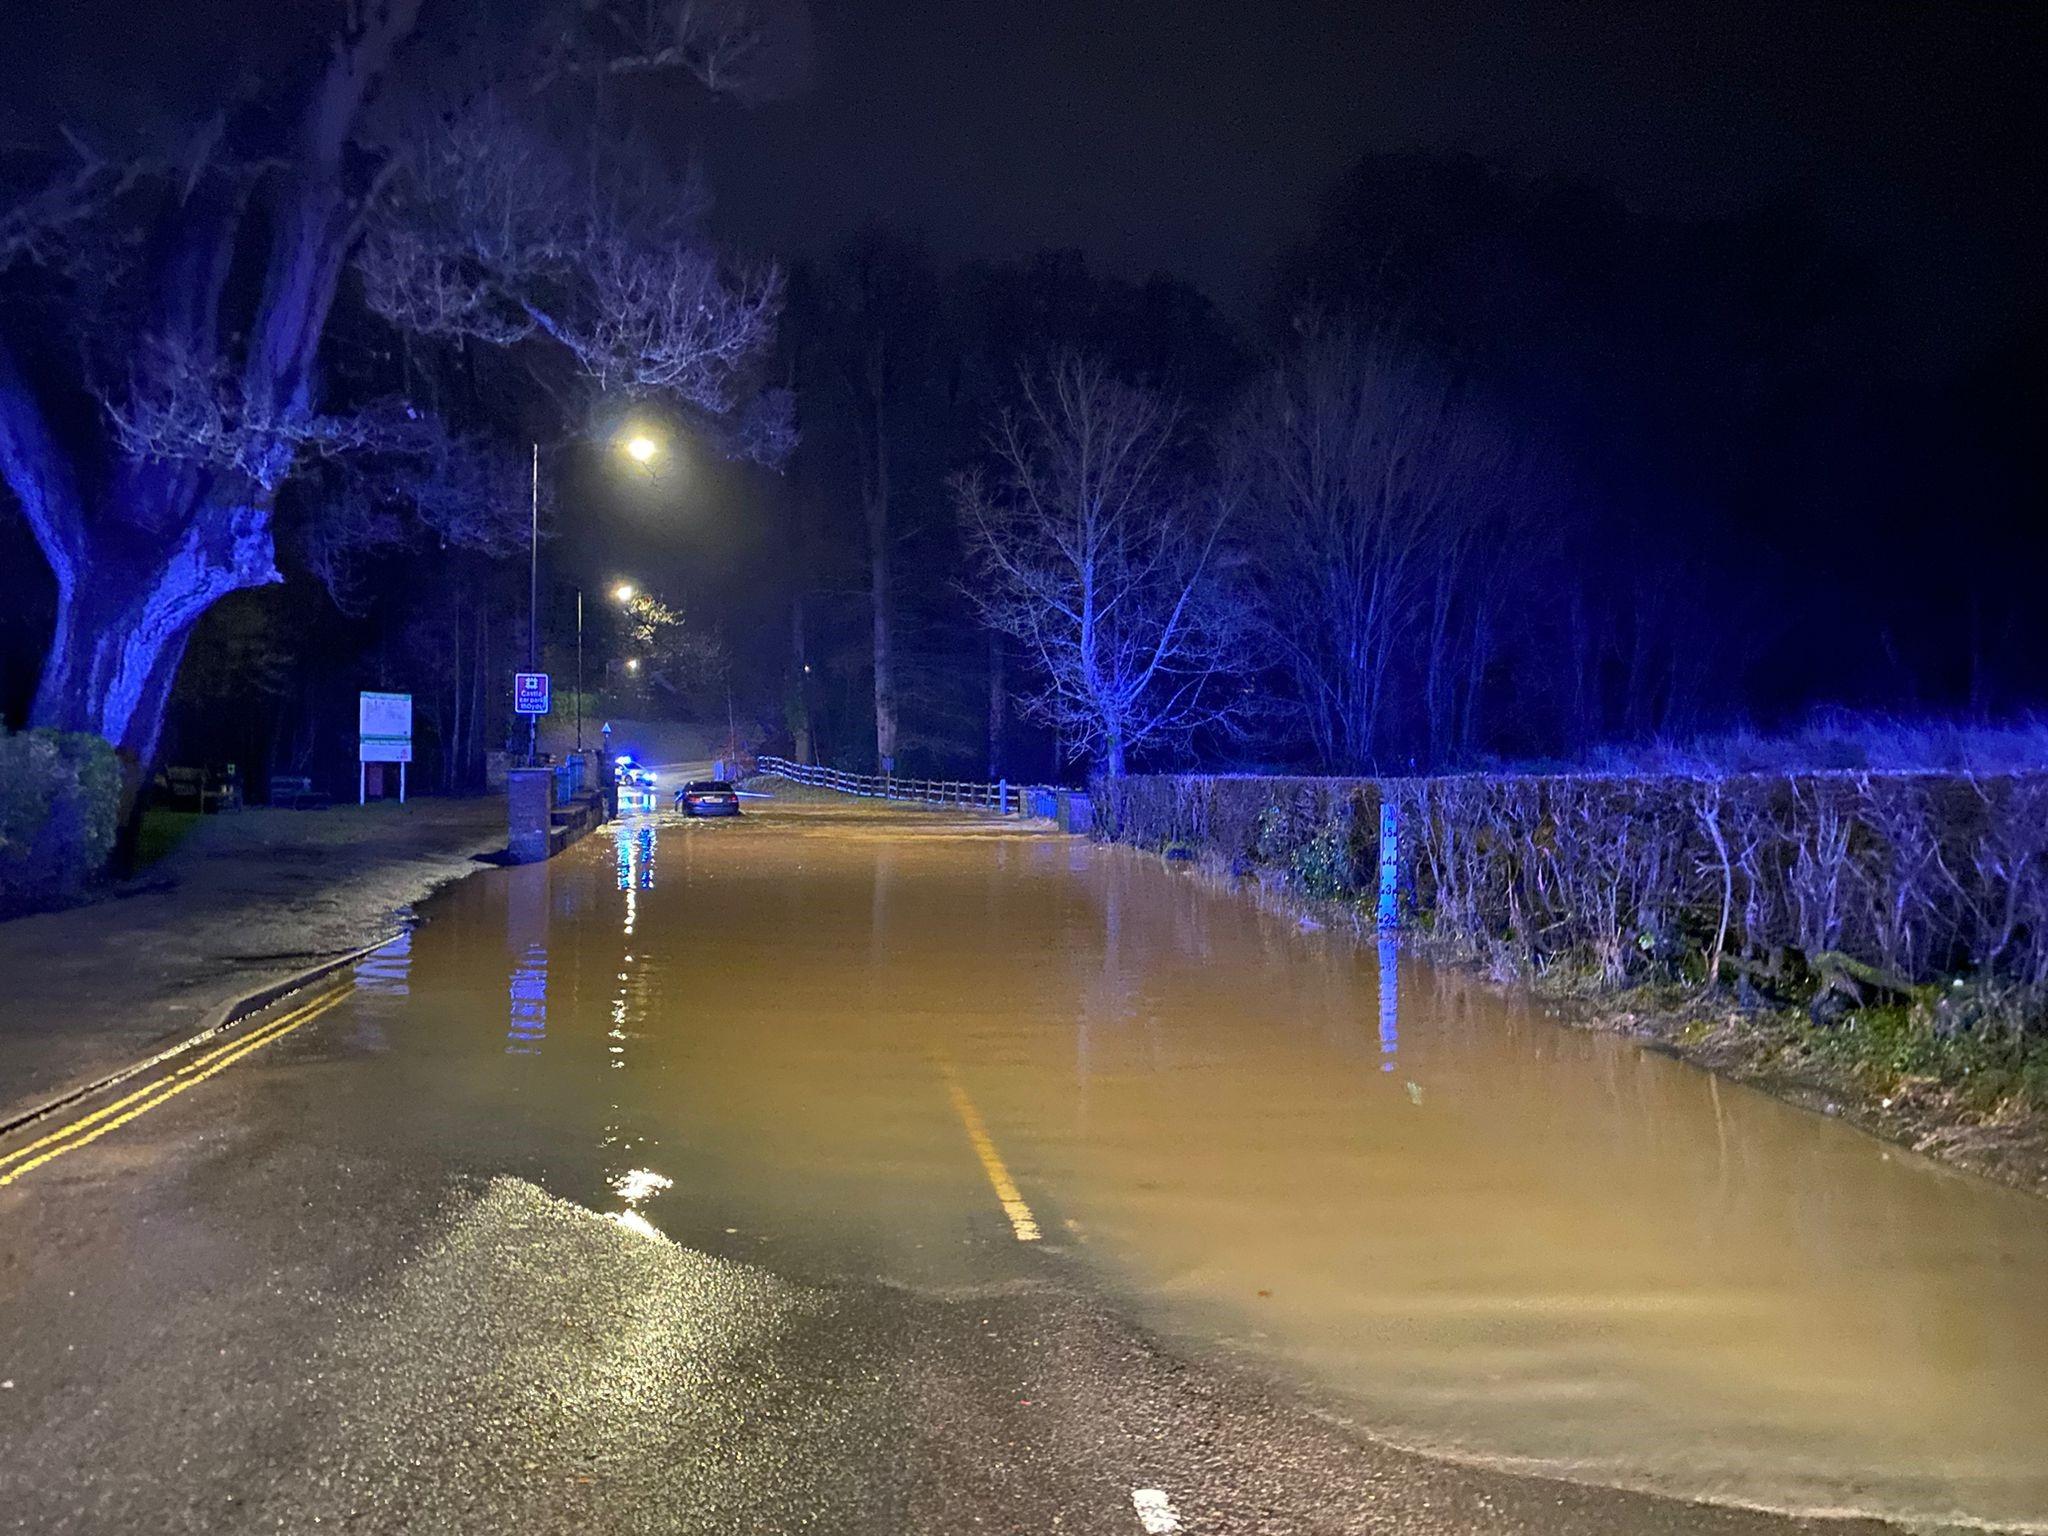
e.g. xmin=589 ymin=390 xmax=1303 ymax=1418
xmin=339 ymin=797 xmax=2048 ymax=1531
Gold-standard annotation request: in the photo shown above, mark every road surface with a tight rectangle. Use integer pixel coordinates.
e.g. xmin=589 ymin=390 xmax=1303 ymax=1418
xmin=3 ymin=795 xmax=2044 ymax=1534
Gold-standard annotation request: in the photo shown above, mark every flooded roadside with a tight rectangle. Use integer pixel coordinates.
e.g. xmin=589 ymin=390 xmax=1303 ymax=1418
xmin=344 ymin=798 xmax=2048 ymax=1531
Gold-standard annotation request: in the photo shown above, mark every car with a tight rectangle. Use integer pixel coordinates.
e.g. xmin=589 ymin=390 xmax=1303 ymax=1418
xmin=676 ymin=779 xmax=741 ymax=816
xmin=613 ymin=754 xmax=657 ymax=792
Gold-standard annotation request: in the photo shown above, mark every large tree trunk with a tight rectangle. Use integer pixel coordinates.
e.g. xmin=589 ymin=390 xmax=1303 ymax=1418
xmin=472 ymin=607 xmax=490 ymax=783
xmin=868 ymin=504 xmax=896 ymax=772
xmin=789 ymin=592 xmax=814 ymax=764
xmin=986 ymin=631 xmax=1006 ymax=779
xmin=31 ymin=493 xmax=280 ymax=760
xmin=29 ymin=489 xmax=280 ymax=869
xmin=863 ymin=373 xmax=897 ymax=774
xmin=4 ymin=0 xmax=414 ymax=773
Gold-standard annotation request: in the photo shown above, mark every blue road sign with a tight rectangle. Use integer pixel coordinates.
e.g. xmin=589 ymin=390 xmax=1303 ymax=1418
xmin=514 ymin=672 xmax=551 ymax=715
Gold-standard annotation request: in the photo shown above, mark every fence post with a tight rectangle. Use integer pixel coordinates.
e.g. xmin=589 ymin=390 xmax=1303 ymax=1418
xmin=1376 ymin=798 xmax=1400 ymax=930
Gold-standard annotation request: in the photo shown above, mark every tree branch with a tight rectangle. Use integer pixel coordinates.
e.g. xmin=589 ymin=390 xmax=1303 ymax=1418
xmin=0 ymin=332 xmax=88 ymax=589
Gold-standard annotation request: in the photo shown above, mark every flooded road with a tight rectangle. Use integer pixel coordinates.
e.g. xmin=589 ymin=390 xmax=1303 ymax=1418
xmin=332 ymin=795 xmax=2048 ymax=1530
xmin=4 ymin=793 xmax=2045 ymax=1532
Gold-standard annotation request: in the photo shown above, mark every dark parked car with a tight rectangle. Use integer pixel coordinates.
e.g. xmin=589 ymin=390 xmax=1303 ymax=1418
xmin=676 ymin=780 xmax=741 ymax=816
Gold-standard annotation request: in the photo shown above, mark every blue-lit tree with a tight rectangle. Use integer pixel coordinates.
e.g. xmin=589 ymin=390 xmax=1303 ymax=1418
xmin=0 ymin=0 xmax=795 ymax=780
xmin=956 ymin=353 xmax=1253 ymax=776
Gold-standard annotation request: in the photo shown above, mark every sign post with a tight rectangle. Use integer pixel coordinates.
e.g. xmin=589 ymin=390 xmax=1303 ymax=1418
xmin=358 ymin=691 xmax=413 ymax=805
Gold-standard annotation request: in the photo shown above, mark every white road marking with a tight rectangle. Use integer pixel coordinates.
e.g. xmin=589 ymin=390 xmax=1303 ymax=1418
xmin=1132 ymin=1487 xmax=1182 ymax=1533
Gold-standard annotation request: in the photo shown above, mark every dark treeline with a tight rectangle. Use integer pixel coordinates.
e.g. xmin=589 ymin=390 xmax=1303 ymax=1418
xmin=765 ymin=151 xmax=2045 ymax=780
xmin=6 ymin=148 xmax=2040 ymax=789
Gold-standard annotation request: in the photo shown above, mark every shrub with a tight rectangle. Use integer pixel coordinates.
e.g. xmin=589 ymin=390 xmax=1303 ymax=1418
xmin=0 ymin=727 xmax=122 ymax=918
xmin=1093 ymin=767 xmax=2048 ymax=1045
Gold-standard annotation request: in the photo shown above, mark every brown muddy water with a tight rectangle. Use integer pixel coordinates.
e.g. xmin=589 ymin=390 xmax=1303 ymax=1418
xmin=339 ymin=797 xmax=2048 ymax=1531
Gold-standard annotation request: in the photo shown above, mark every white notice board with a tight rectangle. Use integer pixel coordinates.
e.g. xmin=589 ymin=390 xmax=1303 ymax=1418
xmin=358 ymin=691 xmax=413 ymax=763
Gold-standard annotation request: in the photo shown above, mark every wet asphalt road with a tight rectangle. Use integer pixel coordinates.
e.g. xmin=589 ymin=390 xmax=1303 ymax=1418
xmin=0 ymin=798 xmax=1953 ymax=1534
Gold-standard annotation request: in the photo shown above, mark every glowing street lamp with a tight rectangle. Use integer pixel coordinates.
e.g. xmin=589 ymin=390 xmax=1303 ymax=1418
xmin=613 ymin=583 xmax=637 ymax=603
xmin=625 ymin=658 xmax=641 ymax=675
xmin=618 ymin=425 xmax=665 ymax=466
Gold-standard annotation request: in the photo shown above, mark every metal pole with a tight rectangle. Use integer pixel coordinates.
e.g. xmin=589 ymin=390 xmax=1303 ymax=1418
xmin=575 ymin=588 xmax=584 ymax=752
xmin=527 ymin=441 xmax=539 ymax=766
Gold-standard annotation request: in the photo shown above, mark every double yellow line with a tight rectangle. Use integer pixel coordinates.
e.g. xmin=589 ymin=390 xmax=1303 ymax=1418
xmin=0 ymin=986 xmax=353 ymax=1189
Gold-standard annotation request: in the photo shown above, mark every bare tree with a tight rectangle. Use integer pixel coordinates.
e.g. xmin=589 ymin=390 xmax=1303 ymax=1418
xmin=1232 ymin=324 xmax=1519 ymax=770
xmin=0 ymin=0 xmax=795 ymax=782
xmin=956 ymin=354 xmax=1250 ymax=776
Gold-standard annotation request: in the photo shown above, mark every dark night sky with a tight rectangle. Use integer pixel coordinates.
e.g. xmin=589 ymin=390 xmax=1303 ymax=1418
xmin=691 ymin=0 xmax=2041 ymax=359
xmin=2 ymin=0 xmax=2043 ymax=738
xmin=3 ymin=0 xmax=2039 ymax=361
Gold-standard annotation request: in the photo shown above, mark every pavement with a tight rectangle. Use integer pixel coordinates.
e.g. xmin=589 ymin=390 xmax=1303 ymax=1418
xmin=0 ymin=797 xmax=504 ymax=1128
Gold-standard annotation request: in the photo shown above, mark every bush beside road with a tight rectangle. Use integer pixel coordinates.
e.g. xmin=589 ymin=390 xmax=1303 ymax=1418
xmin=0 ymin=727 xmax=120 ymax=920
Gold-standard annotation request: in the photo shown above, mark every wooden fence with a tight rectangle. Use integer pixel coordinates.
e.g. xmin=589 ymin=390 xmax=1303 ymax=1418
xmin=752 ymin=756 xmax=1050 ymax=816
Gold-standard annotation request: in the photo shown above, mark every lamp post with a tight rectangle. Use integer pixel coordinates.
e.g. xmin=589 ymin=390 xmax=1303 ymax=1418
xmin=527 ymin=442 xmax=540 ymax=765
xmin=523 ymin=427 xmax=666 ymax=768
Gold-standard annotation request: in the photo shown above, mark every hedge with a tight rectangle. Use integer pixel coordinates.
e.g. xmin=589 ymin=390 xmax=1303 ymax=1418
xmin=1091 ymin=771 xmax=2048 ymax=1036
xmin=0 ymin=727 xmax=122 ymax=919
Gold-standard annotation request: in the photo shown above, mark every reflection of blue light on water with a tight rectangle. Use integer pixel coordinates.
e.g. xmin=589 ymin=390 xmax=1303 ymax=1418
xmin=1377 ymin=936 xmax=1399 ymax=1071
xmin=356 ymin=930 xmax=413 ymax=997
xmin=615 ymin=824 xmax=656 ymax=891
xmin=507 ymin=942 xmax=549 ymax=1054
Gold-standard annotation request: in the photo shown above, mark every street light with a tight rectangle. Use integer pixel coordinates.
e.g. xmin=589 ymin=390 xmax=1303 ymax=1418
xmin=617 ymin=423 xmax=666 ymax=468
xmin=572 ymin=579 xmax=650 ymax=751
xmin=526 ymin=427 xmax=668 ymax=765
